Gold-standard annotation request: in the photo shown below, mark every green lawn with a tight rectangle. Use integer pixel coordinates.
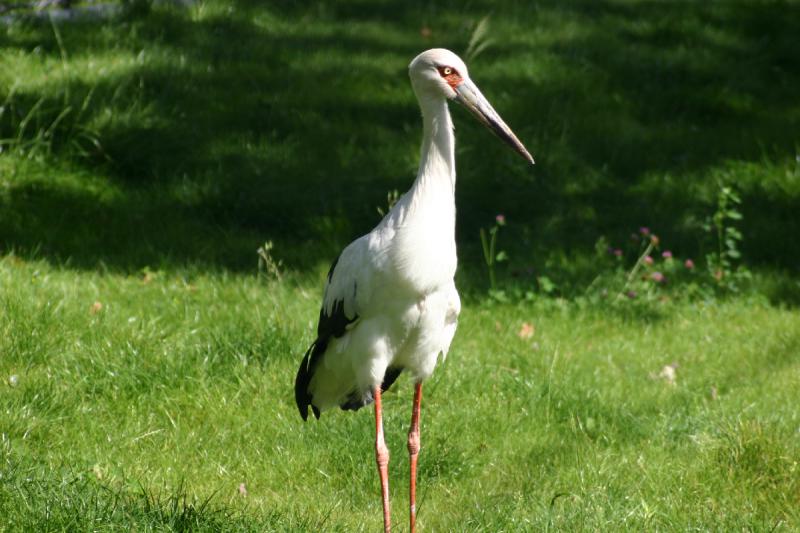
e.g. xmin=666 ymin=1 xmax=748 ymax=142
xmin=2 ymin=257 xmax=799 ymax=530
xmin=1 ymin=0 xmax=799 ymax=531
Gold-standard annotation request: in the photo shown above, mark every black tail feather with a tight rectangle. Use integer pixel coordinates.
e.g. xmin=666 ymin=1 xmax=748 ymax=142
xmin=338 ymin=366 xmax=404 ymax=412
xmin=381 ymin=366 xmax=403 ymax=393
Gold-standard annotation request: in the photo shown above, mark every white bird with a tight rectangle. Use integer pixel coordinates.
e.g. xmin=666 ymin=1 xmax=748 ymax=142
xmin=295 ymin=48 xmax=534 ymax=533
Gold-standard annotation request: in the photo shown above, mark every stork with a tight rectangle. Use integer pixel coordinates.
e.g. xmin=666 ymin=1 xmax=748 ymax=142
xmin=295 ymin=48 xmax=534 ymax=532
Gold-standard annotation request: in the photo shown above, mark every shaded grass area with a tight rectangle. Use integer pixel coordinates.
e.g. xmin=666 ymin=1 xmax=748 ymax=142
xmin=0 ymin=0 xmax=798 ymax=281
xmin=1 ymin=256 xmax=799 ymax=530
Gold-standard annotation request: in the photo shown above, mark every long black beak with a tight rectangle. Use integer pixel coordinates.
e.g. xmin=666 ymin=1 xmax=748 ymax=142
xmin=454 ymin=78 xmax=535 ymax=165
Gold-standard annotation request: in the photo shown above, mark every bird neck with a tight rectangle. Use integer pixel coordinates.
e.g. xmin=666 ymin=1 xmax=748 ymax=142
xmin=408 ymin=97 xmax=456 ymax=213
xmin=380 ymin=96 xmax=456 ymax=234
xmin=417 ymin=97 xmax=455 ymax=191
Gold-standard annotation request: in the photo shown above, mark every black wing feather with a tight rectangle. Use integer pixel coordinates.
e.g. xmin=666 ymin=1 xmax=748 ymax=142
xmin=294 ymin=254 xmax=358 ymax=421
xmin=294 ymin=252 xmax=403 ymax=420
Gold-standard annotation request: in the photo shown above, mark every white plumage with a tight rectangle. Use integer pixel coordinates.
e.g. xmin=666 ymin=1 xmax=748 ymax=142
xmin=294 ymin=48 xmax=533 ymax=533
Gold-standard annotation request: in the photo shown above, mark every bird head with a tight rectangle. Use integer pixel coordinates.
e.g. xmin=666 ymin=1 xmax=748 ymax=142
xmin=409 ymin=48 xmax=534 ymax=165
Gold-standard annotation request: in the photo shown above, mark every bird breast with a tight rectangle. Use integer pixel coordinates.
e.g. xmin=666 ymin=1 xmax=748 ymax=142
xmin=386 ymin=215 xmax=457 ymax=295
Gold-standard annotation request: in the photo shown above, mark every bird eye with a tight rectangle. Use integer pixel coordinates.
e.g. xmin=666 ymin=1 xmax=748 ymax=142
xmin=436 ymin=65 xmax=463 ymax=89
xmin=437 ymin=66 xmax=455 ymax=78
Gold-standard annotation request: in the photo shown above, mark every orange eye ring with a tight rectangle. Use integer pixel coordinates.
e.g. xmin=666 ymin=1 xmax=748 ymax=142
xmin=437 ymin=66 xmax=463 ymax=89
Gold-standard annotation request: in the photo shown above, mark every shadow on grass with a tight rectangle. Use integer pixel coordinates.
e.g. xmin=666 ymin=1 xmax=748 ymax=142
xmin=0 ymin=0 xmax=798 ymax=283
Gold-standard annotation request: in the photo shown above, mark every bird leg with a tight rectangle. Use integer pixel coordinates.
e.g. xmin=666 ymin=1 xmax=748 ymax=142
xmin=373 ymin=386 xmax=391 ymax=533
xmin=407 ymin=382 xmax=423 ymax=533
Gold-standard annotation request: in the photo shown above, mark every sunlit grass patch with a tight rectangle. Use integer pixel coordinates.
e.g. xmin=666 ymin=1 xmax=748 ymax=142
xmin=1 ymin=256 xmax=799 ymax=530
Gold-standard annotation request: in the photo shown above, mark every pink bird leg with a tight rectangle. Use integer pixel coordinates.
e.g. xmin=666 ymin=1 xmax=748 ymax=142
xmin=408 ymin=382 xmax=423 ymax=533
xmin=374 ymin=386 xmax=391 ymax=533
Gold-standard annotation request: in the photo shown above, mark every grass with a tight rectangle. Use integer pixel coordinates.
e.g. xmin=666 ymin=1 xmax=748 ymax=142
xmin=2 ymin=256 xmax=799 ymax=531
xmin=1 ymin=0 xmax=799 ymax=530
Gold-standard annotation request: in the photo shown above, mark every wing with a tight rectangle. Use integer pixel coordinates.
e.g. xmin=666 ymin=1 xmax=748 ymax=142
xmin=320 ymin=235 xmax=370 ymax=327
xmin=294 ymin=236 xmax=373 ymax=420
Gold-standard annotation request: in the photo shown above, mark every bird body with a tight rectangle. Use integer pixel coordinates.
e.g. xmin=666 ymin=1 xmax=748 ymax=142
xmin=296 ymin=109 xmax=461 ymax=415
xmin=293 ymin=48 xmax=534 ymax=532
xmin=296 ymin=53 xmax=465 ymax=419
